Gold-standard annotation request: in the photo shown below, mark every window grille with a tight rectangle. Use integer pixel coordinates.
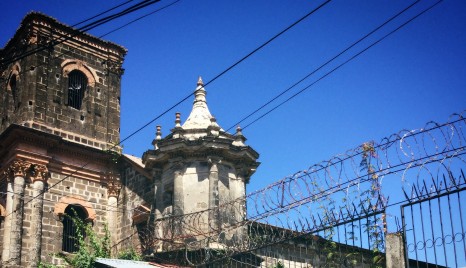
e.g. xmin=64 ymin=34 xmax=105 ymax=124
xmin=62 ymin=205 xmax=87 ymax=253
xmin=67 ymin=70 xmax=87 ymax=110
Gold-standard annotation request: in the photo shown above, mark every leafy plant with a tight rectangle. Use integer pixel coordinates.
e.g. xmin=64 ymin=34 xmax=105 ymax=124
xmin=117 ymin=248 xmax=143 ymax=261
xmin=269 ymin=261 xmax=284 ymax=268
xmin=39 ymin=213 xmax=111 ymax=268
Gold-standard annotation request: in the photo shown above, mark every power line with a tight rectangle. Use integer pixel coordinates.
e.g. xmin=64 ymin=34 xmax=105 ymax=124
xmin=71 ymin=0 xmax=136 ymax=28
xmin=0 ymin=0 xmax=160 ymax=67
xmin=100 ymin=0 xmax=445 ymax=225
xmin=225 ymin=0 xmax=421 ymax=132
xmin=3 ymin=0 xmax=332 ymax=219
xmin=109 ymin=0 xmax=450 ymax=246
xmin=242 ymin=0 xmax=443 ymax=130
xmin=1 ymin=1 xmax=173 ymax=217
xmin=100 ymin=0 xmax=181 ymax=38
xmin=118 ymin=0 xmax=332 ymax=145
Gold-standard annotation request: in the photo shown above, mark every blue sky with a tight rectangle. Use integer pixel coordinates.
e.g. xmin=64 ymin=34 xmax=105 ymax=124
xmin=1 ymin=0 xmax=465 ymax=195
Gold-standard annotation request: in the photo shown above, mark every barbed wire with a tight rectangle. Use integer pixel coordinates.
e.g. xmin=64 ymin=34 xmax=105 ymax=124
xmin=123 ymin=111 xmax=465 ymax=266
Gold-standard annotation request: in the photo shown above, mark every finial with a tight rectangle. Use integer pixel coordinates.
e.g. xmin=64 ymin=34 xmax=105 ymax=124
xmin=175 ymin=112 xmax=181 ymax=128
xmin=210 ymin=116 xmax=219 ymax=127
xmin=155 ymin=125 xmax=162 ymax=140
xmin=153 ymin=125 xmax=162 ymax=149
xmin=232 ymin=124 xmax=246 ymax=147
xmin=197 ymin=76 xmax=204 ymax=86
xmin=208 ymin=116 xmax=220 ymax=136
xmin=236 ymin=125 xmax=243 ymax=136
xmin=193 ymin=77 xmax=207 ymax=105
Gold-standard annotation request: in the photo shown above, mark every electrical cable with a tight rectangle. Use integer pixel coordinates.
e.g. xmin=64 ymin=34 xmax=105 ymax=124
xmin=241 ymin=0 xmax=443 ymax=130
xmin=117 ymin=0 xmax=332 ymax=145
xmin=225 ymin=0 xmax=421 ymax=132
xmin=71 ymin=0 xmax=136 ymax=28
xmin=0 ymin=0 xmax=160 ymax=66
xmin=100 ymin=0 xmax=181 ymax=38
xmin=92 ymin=0 xmax=447 ymax=226
xmin=2 ymin=0 xmax=332 ymax=220
xmin=0 ymin=0 xmax=443 ymax=240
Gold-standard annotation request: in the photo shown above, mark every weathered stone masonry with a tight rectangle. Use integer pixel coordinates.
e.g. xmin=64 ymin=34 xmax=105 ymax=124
xmin=0 ymin=12 xmax=126 ymax=267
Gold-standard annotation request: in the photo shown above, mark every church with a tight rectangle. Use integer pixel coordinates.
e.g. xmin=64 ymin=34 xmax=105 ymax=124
xmin=0 ymin=12 xmax=260 ymax=267
xmin=1 ymin=12 xmax=401 ymax=268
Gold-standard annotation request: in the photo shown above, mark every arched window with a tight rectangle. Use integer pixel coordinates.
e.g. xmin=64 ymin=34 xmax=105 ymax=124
xmin=62 ymin=205 xmax=87 ymax=253
xmin=67 ymin=70 xmax=87 ymax=110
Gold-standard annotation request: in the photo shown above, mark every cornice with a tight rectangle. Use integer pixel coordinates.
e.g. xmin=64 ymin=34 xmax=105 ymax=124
xmin=1 ymin=12 xmax=126 ymax=59
xmin=0 ymin=124 xmax=118 ymax=182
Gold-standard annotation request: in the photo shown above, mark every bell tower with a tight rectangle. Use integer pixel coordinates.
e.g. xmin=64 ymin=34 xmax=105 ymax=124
xmin=0 ymin=13 xmax=126 ymax=267
xmin=0 ymin=12 xmax=126 ymax=150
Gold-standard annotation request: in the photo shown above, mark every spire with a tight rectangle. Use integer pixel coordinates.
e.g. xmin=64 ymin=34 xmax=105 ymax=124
xmin=182 ymin=76 xmax=217 ymax=130
xmin=193 ymin=76 xmax=207 ymax=108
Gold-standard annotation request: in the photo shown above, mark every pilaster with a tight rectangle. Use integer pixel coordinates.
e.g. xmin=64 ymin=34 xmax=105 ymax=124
xmin=171 ymin=160 xmax=184 ymax=216
xmin=105 ymin=173 xmax=121 ymax=250
xmin=5 ymin=160 xmax=31 ymax=266
xmin=29 ymin=164 xmax=49 ymax=267
xmin=208 ymin=157 xmax=221 ymax=232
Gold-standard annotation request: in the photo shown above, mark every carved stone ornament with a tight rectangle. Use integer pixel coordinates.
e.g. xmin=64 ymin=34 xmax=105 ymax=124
xmin=29 ymin=164 xmax=50 ymax=183
xmin=7 ymin=160 xmax=32 ymax=178
xmin=4 ymin=161 xmax=50 ymax=183
xmin=106 ymin=176 xmax=122 ymax=198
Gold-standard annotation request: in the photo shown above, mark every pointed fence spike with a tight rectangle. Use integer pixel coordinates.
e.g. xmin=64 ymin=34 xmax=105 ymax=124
xmin=443 ymin=174 xmax=448 ymax=192
xmin=413 ymin=184 xmax=420 ymax=199
xmin=416 ymin=180 xmax=424 ymax=196
xmin=433 ymin=175 xmax=440 ymax=194
xmin=422 ymin=179 xmax=430 ymax=198
xmin=339 ymin=209 xmax=345 ymax=221
xmin=305 ymin=218 xmax=311 ymax=231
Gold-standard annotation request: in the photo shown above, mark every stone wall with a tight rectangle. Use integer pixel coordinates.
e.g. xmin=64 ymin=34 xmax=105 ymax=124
xmin=20 ymin=172 xmax=110 ymax=266
xmin=116 ymin=161 xmax=154 ymax=254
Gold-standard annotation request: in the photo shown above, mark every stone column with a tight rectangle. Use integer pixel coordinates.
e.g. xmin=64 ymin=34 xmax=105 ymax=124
xmin=152 ymin=169 xmax=163 ymax=219
xmin=172 ymin=163 xmax=184 ymax=240
xmin=1 ymin=178 xmax=14 ymax=263
xmin=152 ymin=169 xmax=163 ymax=250
xmin=7 ymin=160 xmax=31 ymax=266
xmin=29 ymin=164 xmax=49 ymax=267
xmin=208 ymin=158 xmax=221 ymax=232
xmin=231 ymin=167 xmax=248 ymax=244
xmin=172 ymin=165 xmax=184 ymax=216
xmin=231 ymin=168 xmax=247 ymax=222
xmin=106 ymin=179 xmax=121 ymax=252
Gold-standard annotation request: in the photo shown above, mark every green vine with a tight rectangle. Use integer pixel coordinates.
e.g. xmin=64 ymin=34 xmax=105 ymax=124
xmin=39 ymin=213 xmax=111 ymax=268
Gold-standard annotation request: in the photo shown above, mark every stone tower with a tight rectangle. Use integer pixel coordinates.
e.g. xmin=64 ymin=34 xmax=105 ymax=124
xmin=1 ymin=12 xmax=126 ymax=151
xmin=143 ymin=77 xmax=260 ymax=247
xmin=0 ymin=13 xmax=125 ymax=267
